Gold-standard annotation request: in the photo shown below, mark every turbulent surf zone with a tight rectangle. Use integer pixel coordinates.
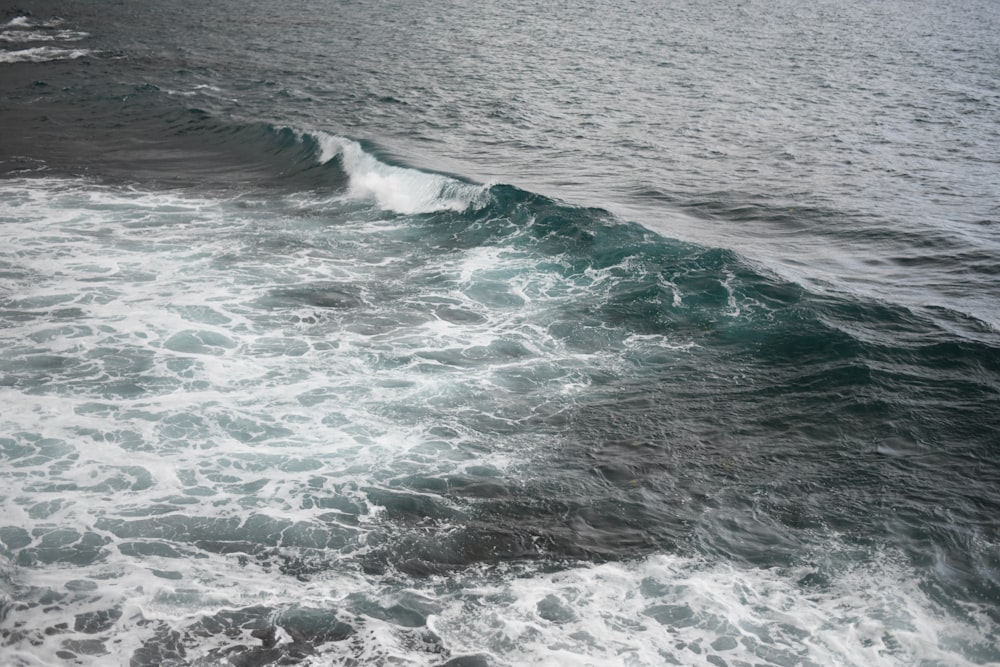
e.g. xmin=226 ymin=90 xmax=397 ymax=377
xmin=1 ymin=124 xmax=998 ymax=665
xmin=2 ymin=1 xmax=1000 ymax=660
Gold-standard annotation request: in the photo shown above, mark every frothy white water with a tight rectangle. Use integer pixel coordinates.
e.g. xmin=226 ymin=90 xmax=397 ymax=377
xmin=0 ymin=29 xmax=88 ymax=43
xmin=0 ymin=15 xmax=87 ymax=58
xmin=0 ymin=30 xmax=55 ymax=42
xmin=3 ymin=17 xmax=33 ymax=28
xmin=3 ymin=546 xmax=995 ymax=666
xmin=310 ymin=131 xmax=490 ymax=215
xmin=0 ymin=178 xmax=995 ymax=666
xmin=425 ymin=552 xmax=997 ymax=667
xmin=0 ymin=46 xmax=92 ymax=63
xmin=0 ymin=176 xmax=624 ymax=663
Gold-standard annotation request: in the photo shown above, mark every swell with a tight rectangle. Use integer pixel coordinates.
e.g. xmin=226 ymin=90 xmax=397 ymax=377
xmin=6 ymin=96 xmax=998 ymax=431
xmin=3 ymin=94 xmax=491 ymax=215
xmin=629 ymin=187 xmax=1000 ymax=340
xmin=493 ymin=199 xmax=998 ymax=562
xmin=301 ymin=176 xmax=1000 ymax=574
xmin=72 ymin=109 xmax=350 ymax=191
xmin=9 ymin=99 xmax=997 ymax=434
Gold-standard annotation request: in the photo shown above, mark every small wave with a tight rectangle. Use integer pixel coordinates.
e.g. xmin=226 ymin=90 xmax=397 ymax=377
xmin=0 ymin=30 xmax=54 ymax=42
xmin=0 ymin=45 xmax=92 ymax=63
xmin=0 ymin=29 xmax=87 ymax=43
xmin=2 ymin=16 xmax=33 ymax=28
xmin=163 ymin=84 xmax=232 ymax=101
xmin=309 ymin=131 xmax=490 ymax=215
xmin=1 ymin=16 xmax=70 ymax=32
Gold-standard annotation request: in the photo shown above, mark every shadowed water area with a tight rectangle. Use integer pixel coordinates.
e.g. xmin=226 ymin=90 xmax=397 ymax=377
xmin=1 ymin=0 xmax=999 ymax=665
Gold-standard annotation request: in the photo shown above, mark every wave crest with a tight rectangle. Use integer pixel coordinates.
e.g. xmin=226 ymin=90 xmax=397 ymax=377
xmin=309 ymin=131 xmax=489 ymax=215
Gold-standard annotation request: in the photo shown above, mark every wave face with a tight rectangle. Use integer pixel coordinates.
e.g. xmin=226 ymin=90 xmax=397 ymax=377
xmin=1 ymin=1 xmax=999 ymax=665
xmin=312 ymin=132 xmax=490 ymax=214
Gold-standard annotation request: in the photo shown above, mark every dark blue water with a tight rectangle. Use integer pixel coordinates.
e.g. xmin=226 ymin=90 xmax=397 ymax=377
xmin=1 ymin=1 xmax=999 ymax=665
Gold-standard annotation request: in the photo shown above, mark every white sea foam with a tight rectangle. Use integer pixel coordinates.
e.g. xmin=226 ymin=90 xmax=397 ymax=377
xmin=0 ymin=177 xmax=993 ymax=666
xmin=426 ymin=552 xmax=997 ymax=667
xmin=3 ymin=16 xmax=33 ymax=28
xmin=0 ymin=16 xmax=87 ymax=59
xmin=0 ymin=29 xmax=87 ymax=43
xmin=0 ymin=46 xmax=92 ymax=63
xmin=310 ymin=131 xmax=489 ymax=215
xmin=0 ymin=30 xmax=55 ymax=42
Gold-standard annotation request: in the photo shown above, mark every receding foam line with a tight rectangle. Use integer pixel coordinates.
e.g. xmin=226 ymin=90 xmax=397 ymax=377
xmin=309 ymin=130 xmax=489 ymax=215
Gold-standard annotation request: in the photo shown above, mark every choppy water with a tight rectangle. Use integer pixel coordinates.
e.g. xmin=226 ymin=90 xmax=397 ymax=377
xmin=1 ymin=1 xmax=999 ymax=665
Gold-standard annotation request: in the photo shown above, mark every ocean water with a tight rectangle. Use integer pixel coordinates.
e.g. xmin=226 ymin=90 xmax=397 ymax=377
xmin=1 ymin=1 xmax=998 ymax=665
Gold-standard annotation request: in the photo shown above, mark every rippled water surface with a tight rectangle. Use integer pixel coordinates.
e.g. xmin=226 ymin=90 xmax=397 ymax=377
xmin=2 ymin=1 xmax=999 ymax=665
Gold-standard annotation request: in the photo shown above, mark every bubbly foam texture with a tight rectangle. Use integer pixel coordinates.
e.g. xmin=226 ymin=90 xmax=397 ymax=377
xmin=0 ymin=15 xmax=89 ymax=61
xmin=427 ymin=553 xmax=996 ymax=667
xmin=0 ymin=46 xmax=92 ymax=63
xmin=0 ymin=178 xmax=993 ymax=665
xmin=0 ymin=177 xmax=664 ymax=663
xmin=0 ymin=29 xmax=87 ymax=43
xmin=311 ymin=131 xmax=489 ymax=214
